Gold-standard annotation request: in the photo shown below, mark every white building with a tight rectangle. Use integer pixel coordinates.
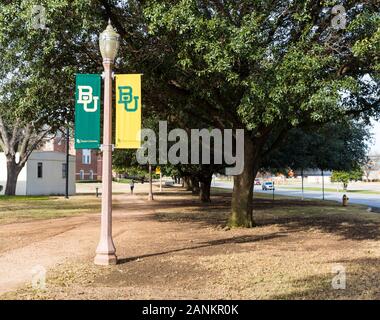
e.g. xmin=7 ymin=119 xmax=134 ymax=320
xmin=0 ymin=151 xmax=75 ymax=196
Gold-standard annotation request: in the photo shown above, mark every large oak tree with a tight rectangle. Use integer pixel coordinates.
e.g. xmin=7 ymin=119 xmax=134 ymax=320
xmin=131 ymin=0 xmax=380 ymax=226
xmin=1 ymin=0 xmax=378 ymax=230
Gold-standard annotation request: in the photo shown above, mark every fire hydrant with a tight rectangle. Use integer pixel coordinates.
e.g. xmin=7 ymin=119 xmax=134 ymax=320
xmin=342 ymin=194 xmax=349 ymax=206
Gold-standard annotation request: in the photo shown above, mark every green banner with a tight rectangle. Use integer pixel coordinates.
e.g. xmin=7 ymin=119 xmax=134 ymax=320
xmin=74 ymin=74 xmax=101 ymax=149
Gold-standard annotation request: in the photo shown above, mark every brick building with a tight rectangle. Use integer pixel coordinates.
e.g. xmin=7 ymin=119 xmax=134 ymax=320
xmin=41 ymin=131 xmax=102 ymax=181
xmin=75 ymin=149 xmax=102 ymax=181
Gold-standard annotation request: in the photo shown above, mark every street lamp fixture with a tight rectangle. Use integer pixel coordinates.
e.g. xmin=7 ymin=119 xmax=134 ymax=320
xmin=94 ymin=20 xmax=120 ymax=266
xmin=99 ymin=20 xmax=120 ymax=62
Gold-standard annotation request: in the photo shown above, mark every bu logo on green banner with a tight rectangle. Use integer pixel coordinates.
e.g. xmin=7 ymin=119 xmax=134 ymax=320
xmin=75 ymin=74 xmax=101 ymax=149
xmin=77 ymin=86 xmax=99 ymax=112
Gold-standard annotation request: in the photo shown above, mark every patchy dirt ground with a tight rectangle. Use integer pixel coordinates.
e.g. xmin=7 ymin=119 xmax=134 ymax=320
xmin=0 ymin=185 xmax=379 ymax=299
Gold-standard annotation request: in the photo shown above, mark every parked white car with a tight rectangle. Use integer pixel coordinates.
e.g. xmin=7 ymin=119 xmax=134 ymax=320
xmin=262 ymin=181 xmax=275 ymax=191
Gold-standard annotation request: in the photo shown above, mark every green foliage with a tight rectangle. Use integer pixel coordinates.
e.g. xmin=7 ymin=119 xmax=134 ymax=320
xmin=263 ymin=121 xmax=370 ymax=172
xmin=0 ymin=0 xmax=102 ymax=129
xmin=113 ymin=150 xmax=137 ymax=173
xmin=350 ymin=9 xmax=380 ymax=73
xmin=2 ymin=1 xmax=378 ymax=154
xmin=125 ymin=167 xmax=148 ymax=178
xmin=143 ymin=0 xmax=379 ymax=135
xmin=1 ymin=1 xmax=379 ymax=202
xmin=331 ymin=168 xmax=364 ymax=190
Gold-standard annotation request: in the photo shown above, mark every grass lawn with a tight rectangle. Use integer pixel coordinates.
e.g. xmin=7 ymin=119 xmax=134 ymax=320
xmin=115 ymin=178 xmax=132 ymax=184
xmin=0 ymin=195 xmax=100 ymax=225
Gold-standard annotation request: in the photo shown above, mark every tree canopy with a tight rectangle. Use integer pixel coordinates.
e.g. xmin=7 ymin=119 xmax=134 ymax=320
xmin=0 ymin=1 xmax=379 ymax=226
xmin=263 ymin=120 xmax=370 ymax=173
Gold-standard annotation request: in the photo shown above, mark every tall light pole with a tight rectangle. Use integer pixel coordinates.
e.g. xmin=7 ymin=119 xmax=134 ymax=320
xmin=148 ymin=163 xmax=154 ymax=201
xmin=65 ymin=126 xmax=70 ymax=199
xmin=94 ymin=20 xmax=120 ymax=266
xmin=321 ymin=169 xmax=325 ymax=201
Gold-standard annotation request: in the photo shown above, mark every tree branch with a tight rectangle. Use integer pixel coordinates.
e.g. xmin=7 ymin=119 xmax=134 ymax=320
xmin=0 ymin=114 xmax=10 ymax=154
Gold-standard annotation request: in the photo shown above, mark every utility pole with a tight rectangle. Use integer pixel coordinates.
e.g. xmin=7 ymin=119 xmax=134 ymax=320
xmin=301 ymin=168 xmax=304 ymax=201
xmin=148 ymin=163 xmax=154 ymax=201
xmin=322 ymin=169 xmax=325 ymax=200
xmin=65 ymin=126 xmax=70 ymax=199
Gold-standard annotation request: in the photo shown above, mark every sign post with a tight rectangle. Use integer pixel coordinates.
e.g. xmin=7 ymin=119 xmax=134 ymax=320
xmin=148 ymin=163 xmax=154 ymax=201
xmin=65 ymin=126 xmax=69 ymax=199
xmin=156 ymin=167 xmax=162 ymax=192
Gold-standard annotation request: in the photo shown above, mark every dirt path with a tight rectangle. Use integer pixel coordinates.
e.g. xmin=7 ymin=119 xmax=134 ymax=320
xmin=0 ymin=190 xmax=159 ymax=295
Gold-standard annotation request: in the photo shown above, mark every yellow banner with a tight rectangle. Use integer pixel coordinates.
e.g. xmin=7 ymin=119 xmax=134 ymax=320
xmin=115 ymin=74 xmax=142 ymax=149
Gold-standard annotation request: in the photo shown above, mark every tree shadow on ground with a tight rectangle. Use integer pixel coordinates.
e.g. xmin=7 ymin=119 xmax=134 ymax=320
xmin=270 ymin=257 xmax=380 ymax=300
xmin=254 ymin=198 xmax=380 ymax=241
xmin=113 ymin=192 xmax=230 ymax=218
xmin=117 ymin=233 xmax=286 ymax=265
xmin=152 ymin=193 xmax=380 ymax=241
xmin=259 ymin=215 xmax=380 ymax=240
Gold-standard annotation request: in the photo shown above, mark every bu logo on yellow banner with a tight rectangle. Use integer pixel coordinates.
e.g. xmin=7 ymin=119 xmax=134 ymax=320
xmin=118 ymin=86 xmax=139 ymax=112
xmin=115 ymin=74 xmax=142 ymax=149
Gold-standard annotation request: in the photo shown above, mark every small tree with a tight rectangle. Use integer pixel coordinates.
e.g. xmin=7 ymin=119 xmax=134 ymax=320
xmin=331 ymin=169 xmax=363 ymax=191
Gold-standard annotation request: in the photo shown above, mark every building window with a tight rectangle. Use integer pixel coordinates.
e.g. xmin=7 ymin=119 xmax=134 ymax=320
xmin=89 ymin=170 xmax=94 ymax=180
xmin=62 ymin=163 xmax=67 ymax=179
xmin=79 ymin=170 xmax=84 ymax=180
xmin=82 ymin=149 xmax=91 ymax=164
xmin=37 ymin=162 xmax=43 ymax=178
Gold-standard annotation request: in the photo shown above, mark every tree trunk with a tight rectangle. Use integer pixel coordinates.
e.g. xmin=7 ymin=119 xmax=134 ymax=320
xmin=229 ymin=137 xmax=257 ymax=228
xmin=5 ymin=156 xmax=22 ymax=196
xmin=183 ymin=176 xmax=192 ymax=191
xmin=190 ymin=176 xmax=200 ymax=195
xmin=199 ymin=174 xmax=212 ymax=203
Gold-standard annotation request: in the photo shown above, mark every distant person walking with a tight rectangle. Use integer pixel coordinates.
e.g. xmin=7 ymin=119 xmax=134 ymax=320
xmin=130 ymin=179 xmax=135 ymax=195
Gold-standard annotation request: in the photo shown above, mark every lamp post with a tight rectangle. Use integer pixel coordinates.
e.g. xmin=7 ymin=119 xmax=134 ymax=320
xmin=94 ymin=20 xmax=120 ymax=266
xmin=148 ymin=163 xmax=154 ymax=201
xmin=65 ymin=125 xmax=70 ymax=199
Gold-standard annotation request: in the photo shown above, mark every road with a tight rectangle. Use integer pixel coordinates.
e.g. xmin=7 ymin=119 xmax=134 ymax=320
xmin=212 ymin=181 xmax=380 ymax=209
